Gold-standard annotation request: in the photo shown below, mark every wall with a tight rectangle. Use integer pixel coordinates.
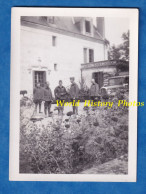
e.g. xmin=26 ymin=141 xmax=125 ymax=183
xmin=20 ymin=25 xmax=107 ymax=96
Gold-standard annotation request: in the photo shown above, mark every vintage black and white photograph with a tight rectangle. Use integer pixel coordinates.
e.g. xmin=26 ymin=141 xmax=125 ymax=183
xmin=10 ymin=8 xmax=138 ymax=182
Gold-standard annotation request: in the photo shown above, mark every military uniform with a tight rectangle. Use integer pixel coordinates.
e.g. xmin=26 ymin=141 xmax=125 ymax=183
xmin=69 ymin=82 xmax=79 ymax=114
xmin=89 ymin=83 xmax=99 ymax=101
xmin=54 ymin=86 xmax=67 ymax=100
xmin=43 ymin=86 xmax=53 ymax=116
xmin=33 ymin=86 xmax=44 ymax=113
xmin=54 ymin=85 xmax=67 ymax=115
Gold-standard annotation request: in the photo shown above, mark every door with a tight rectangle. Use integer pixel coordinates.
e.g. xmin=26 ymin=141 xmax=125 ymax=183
xmin=92 ymin=72 xmax=103 ymax=89
xmin=33 ymin=71 xmax=46 ymax=88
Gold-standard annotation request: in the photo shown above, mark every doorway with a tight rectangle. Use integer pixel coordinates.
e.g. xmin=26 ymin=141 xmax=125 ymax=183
xmin=92 ymin=72 xmax=103 ymax=89
xmin=33 ymin=71 xmax=46 ymax=88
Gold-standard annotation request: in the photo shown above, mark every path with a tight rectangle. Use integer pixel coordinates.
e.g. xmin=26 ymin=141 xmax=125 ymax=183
xmin=80 ymin=155 xmax=128 ymax=174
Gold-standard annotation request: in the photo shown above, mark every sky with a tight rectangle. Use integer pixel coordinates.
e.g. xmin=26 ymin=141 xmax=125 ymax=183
xmin=104 ymin=17 xmax=129 ymax=46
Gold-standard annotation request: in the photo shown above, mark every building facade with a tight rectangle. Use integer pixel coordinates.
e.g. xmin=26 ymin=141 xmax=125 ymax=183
xmin=20 ymin=16 xmax=108 ymax=95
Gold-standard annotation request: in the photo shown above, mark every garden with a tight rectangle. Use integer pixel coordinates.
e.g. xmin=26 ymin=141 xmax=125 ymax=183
xmin=20 ymin=90 xmax=129 ymax=174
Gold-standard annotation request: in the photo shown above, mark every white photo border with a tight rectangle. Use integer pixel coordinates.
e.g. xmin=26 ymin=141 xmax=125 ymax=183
xmin=9 ymin=7 xmax=139 ymax=182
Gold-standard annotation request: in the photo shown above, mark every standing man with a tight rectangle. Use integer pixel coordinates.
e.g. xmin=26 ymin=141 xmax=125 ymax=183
xmin=54 ymin=80 xmax=67 ymax=115
xmin=89 ymin=78 xmax=99 ymax=102
xmin=33 ymin=82 xmax=44 ymax=114
xmin=43 ymin=82 xmax=53 ymax=117
xmin=69 ymin=77 xmax=79 ymax=115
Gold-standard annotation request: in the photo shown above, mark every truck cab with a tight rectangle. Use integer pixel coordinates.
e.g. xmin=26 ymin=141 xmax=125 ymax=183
xmin=100 ymin=75 xmax=129 ymax=98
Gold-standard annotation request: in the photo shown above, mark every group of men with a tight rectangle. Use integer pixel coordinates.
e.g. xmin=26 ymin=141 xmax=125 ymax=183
xmin=33 ymin=77 xmax=99 ymax=116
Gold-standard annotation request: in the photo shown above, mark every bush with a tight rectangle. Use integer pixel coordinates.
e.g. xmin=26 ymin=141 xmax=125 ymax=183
xmin=20 ymin=92 xmax=129 ymax=174
xmin=20 ymin=96 xmax=33 ymax=107
xmin=20 ymin=90 xmax=27 ymax=96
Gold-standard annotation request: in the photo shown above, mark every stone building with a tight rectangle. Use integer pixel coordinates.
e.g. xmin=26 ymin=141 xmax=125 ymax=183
xmin=20 ymin=16 xmax=108 ymax=95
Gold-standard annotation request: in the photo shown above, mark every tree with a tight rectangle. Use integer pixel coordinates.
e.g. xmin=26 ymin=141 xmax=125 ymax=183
xmin=121 ymin=30 xmax=129 ymax=61
xmin=108 ymin=45 xmax=121 ymax=61
xmin=108 ymin=30 xmax=129 ymax=61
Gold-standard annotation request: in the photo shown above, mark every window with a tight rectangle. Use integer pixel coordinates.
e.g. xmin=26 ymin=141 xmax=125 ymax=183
xmin=83 ymin=48 xmax=94 ymax=63
xmin=54 ymin=64 xmax=57 ymax=71
xmin=34 ymin=71 xmax=46 ymax=87
xmin=109 ymin=78 xmax=124 ymax=86
xmin=48 ymin=16 xmax=54 ymax=24
xmin=41 ymin=17 xmax=54 ymax=24
xmin=41 ymin=16 xmax=47 ymax=22
xmin=52 ymin=36 xmax=57 ymax=46
xmin=85 ymin=20 xmax=91 ymax=33
xmin=89 ymin=49 xmax=94 ymax=62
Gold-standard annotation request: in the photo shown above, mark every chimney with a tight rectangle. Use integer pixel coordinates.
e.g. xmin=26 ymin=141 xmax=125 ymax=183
xmin=96 ymin=17 xmax=105 ymax=38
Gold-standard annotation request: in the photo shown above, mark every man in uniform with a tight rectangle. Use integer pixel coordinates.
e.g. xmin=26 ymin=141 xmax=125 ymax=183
xmin=89 ymin=78 xmax=99 ymax=102
xmin=33 ymin=82 xmax=44 ymax=114
xmin=54 ymin=80 xmax=67 ymax=115
xmin=43 ymin=82 xmax=53 ymax=117
xmin=69 ymin=77 xmax=79 ymax=114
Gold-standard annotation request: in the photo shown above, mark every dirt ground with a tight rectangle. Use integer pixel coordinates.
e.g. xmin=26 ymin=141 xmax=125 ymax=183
xmin=81 ymin=154 xmax=128 ymax=174
xmin=40 ymin=102 xmax=86 ymax=115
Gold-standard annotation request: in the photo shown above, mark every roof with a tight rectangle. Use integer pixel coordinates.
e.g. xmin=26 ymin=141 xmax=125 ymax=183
xmin=21 ymin=16 xmax=104 ymax=41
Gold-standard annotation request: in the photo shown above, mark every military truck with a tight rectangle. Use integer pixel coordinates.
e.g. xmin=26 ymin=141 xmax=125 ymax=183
xmin=100 ymin=75 xmax=129 ymax=98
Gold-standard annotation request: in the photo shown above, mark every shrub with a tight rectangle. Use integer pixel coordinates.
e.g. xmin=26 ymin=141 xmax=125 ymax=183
xmin=20 ymin=90 xmax=27 ymax=96
xmin=20 ymin=91 xmax=129 ymax=174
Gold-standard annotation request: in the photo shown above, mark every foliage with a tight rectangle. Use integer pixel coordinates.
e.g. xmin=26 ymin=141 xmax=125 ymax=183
xmin=20 ymin=92 xmax=129 ymax=174
xmin=79 ymin=78 xmax=89 ymax=100
xmin=20 ymin=90 xmax=27 ymax=96
xmin=108 ymin=30 xmax=129 ymax=61
xmin=20 ymin=96 xmax=33 ymax=107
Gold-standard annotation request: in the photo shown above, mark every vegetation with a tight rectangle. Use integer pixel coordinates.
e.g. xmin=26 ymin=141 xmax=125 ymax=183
xmin=20 ymin=90 xmax=28 ymax=97
xmin=20 ymin=91 xmax=129 ymax=174
xmin=108 ymin=30 xmax=129 ymax=62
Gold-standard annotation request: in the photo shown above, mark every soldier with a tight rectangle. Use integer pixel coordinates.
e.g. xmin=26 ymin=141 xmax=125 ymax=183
xmin=69 ymin=77 xmax=79 ymax=114
xmin=33 ymin=82 xmax=44 ymax=114
xmin=54 ymin=80 xmax=67 ymax=115
xmin=89 ymin=78 xmax=99 ymax=102
xmin=43 ymin=82 xmax=53 ymax=117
